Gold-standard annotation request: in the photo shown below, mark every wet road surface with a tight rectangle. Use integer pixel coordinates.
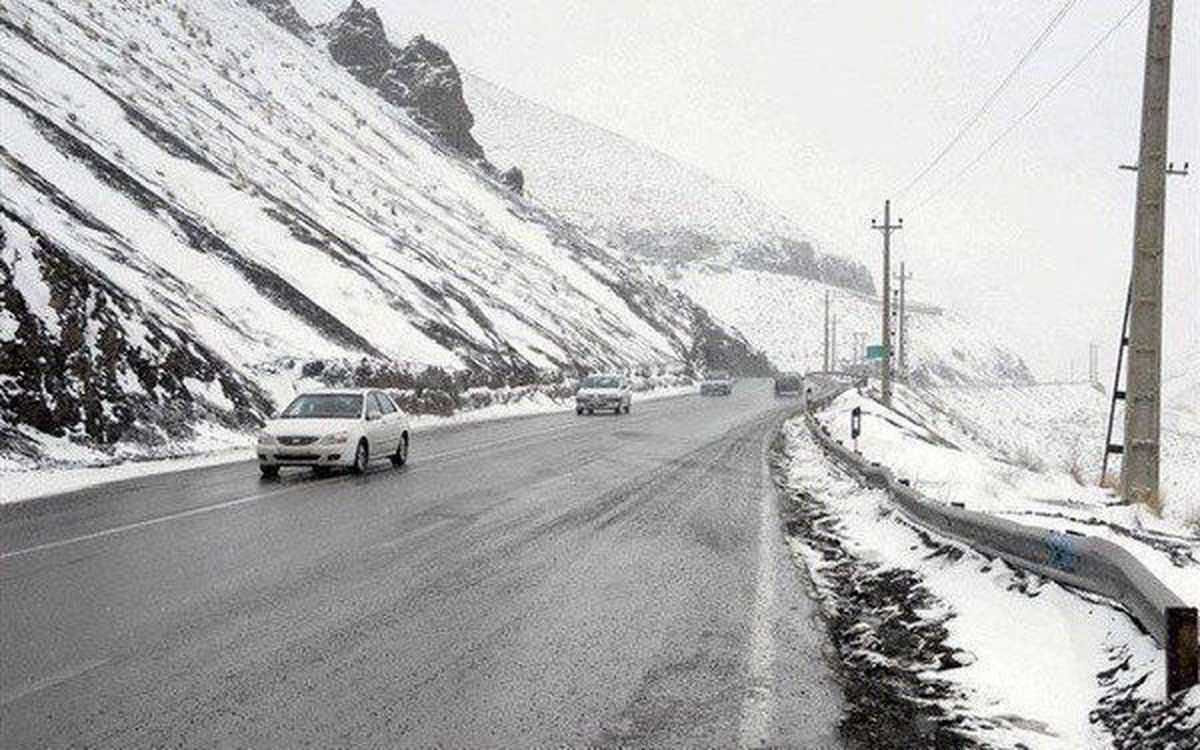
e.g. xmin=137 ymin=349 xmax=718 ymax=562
xmin=1 ymin=380 xmax=842 ymax=747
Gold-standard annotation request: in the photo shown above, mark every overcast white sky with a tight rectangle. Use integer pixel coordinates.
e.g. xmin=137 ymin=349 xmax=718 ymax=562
xmin=299 ymin=0 xmax=1197 ymax=381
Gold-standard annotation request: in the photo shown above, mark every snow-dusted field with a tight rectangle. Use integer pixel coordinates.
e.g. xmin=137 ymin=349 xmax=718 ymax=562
xmin=922 ymin=382 xmax=1200 ymax=527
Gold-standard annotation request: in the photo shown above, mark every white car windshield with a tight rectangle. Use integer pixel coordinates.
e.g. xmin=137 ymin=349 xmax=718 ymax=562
xmin=280 ymin=394 xmax=363 ymax=419
xmin=581 ymin=376 xmax=620 ymax=389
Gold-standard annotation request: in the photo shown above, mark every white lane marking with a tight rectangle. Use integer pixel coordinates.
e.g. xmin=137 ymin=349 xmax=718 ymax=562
xmin=739 ymin=445 xmax=778 ymax=748
xmin=0 ymin=657 xmax=109 ymax=706
xmin=0 ymin=486 xmax=297 ymax=561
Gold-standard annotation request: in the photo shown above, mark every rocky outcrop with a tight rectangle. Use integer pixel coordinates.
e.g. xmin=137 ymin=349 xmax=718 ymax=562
xmin=322 ymin=1 xmax=484 ymax=160
xmin=499 ymin=166 xmax=524 ymax=194
xmin=0 ymin=211 xmax=271 ymax=454
xmin=735 ymin=237 xmax=874 ymax=295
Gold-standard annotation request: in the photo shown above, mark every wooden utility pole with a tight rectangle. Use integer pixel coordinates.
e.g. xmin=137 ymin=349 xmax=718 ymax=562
xmin=871 ymin=200 xmax=902 ymax=406
xmin=895 ymin=263 xmax=912 ymax=382
xmin=1122 ymin=0 xmax=1174 ymax=506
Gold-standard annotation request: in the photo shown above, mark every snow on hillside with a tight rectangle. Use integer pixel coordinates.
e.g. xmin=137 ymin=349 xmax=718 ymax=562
xmin=925 ymin=382 xmax=1200 ymax=526
xmin=463 ymin=74 xmax=875 ymax=294
xmin=0 ymin=0 xmax=769 ymax=466
xmin=669 ymin=265 xmax=1032 ymax=386
xmin=1164 ymin=348 xmax=1200 ymax=429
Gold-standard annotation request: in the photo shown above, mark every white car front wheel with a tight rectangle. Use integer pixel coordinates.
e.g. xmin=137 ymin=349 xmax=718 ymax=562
xmin=352 ymin=440 xmax=369 ymax=475
xmin=391 ymin=435 xmax=409 ymax=467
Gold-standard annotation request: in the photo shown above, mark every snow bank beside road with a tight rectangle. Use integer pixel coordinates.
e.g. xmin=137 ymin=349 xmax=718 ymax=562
xmin=777 ymin=417 xmax=1199 ymax=747
xmin=816 ymin=385 xmax=1200 ymax=612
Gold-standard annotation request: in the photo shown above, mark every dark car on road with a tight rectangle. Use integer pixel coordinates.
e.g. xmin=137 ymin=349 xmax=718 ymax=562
xmin=774 ymin=373 xmax=804 ymax=397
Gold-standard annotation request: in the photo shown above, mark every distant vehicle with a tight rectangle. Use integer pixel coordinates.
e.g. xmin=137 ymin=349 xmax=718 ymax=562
xmin=575 ymin=374 xmax=632 ymax=415
xmin=774 ymin=372 xmax=804 ymax=397
xmin=700 ymin=370 xmax=734 ymax=396
xmin=257 ymin=389 xmax=409 ymax=478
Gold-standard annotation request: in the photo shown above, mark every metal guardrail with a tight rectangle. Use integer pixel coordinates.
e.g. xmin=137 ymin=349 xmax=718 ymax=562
xmin=801 ymin=379 xmax=1198 ymax=697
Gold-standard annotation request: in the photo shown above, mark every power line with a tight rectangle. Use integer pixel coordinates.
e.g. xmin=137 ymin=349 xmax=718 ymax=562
xmin=908 ymin=0 xmax=1148 ymax=215
xmin=897 ymin=0 xmax=1080 ymax=199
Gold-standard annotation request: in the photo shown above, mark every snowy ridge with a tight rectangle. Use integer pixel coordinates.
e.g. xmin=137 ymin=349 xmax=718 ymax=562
xmin=0 ymin=0 xmax=768 ymax=465
xmin=463 ymin=74 xmax=875 ymax=294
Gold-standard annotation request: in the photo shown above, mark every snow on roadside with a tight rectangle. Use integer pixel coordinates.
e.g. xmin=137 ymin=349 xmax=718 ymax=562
xmin=0 ymin=383 xmax=695 ymax=505
xmin=925 ymin=383 xmax=1200 ymax=527
xmin=815 ymin=384 xmax=1200 ymax=613
xmin=776 ymin=417 xmax=1199 ymax=748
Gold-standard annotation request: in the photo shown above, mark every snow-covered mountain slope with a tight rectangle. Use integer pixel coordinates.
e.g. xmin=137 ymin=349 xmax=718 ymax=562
xmin=463 ymin=74 xmax=875 ymax=295
xmin=668 ymin=265 xmax=1032 ymax=386
xmin=0 ymin=0 xmax=769 ymax=465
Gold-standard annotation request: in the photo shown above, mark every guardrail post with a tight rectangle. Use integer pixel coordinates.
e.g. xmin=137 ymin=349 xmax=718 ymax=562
xmin=1166 ymin=606 xmax=1198 ymax=695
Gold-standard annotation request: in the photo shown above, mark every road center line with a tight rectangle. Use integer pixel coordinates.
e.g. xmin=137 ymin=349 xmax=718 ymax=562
xmin=0 ymin=486 xmax=298 ymax=561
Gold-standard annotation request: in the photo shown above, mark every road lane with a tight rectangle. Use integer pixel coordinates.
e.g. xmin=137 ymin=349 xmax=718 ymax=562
xmin=0 ymin=380 xmax=843 ymax=747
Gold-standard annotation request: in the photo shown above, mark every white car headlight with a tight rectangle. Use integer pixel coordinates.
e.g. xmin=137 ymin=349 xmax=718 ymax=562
xmin=257 ymin=431 xmax=277 ymax=445
xmin=321 ymin=430 xmax=350 ymax=445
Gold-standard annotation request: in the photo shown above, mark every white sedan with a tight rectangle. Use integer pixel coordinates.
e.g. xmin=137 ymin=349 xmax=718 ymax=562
xmin=256 ymin=389 xmax=410 ymax=478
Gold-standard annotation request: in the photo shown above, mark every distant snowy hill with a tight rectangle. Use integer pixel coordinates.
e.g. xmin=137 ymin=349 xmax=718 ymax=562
xmin=669 ymin=265 xmax=1033 ymax=386
xmin=0 ymin=0 xmax=769 ymax=465
xmin=463 ymin=74 xmax=875 ymax=295
xmin=463 ymin=73 xmax=1036 ymax=386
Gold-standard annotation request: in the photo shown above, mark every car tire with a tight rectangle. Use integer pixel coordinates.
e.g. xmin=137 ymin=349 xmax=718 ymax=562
xmin=352 ymin=439 xmax=369 ymax=475
xmin=576 ymin=407 xmax=584 ymax=415
xmin=259 ymin=464 xmax=279 ymax=479
xmin=623 ymin=404 xmax=631 ymax=414
xmin=586 ymin=408 xmax=594 ymax=415
xmin=391 ymin=435 xmax=408 ymax=467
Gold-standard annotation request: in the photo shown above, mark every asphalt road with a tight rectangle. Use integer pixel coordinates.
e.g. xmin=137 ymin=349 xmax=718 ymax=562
xmin=0 ymin=380 xmax=843 ymax=747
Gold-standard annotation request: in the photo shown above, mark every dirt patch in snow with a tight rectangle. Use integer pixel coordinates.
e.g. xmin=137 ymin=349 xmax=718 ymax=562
xmin=771 ymin=443 xmax=976 ymax=748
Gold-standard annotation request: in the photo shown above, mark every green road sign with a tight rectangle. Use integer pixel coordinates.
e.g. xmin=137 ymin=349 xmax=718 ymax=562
xmin=865 ymin=344 xmax=887 ymax=359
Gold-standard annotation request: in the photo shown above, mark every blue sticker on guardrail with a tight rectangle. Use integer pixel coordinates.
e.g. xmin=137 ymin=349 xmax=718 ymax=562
xmin=1046 ymin=531 xmax=1078 ymax=572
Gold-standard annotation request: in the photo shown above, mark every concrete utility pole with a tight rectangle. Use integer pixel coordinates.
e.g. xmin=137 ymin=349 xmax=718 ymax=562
xmin=1122 ymin=0 xmax=1175 ymax=507
xmin=895 ymin=263 xmax=912 ymax=382
xmin=831 ymin=315 xmax=838 ymax=371
xmin=871 ymin=200 xmax=902 ymax=406
xmin=822 ymin=290 xmax=831 ymax=371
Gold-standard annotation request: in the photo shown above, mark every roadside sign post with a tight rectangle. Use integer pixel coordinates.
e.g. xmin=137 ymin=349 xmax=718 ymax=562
xmin=851 ymin=406 xmax=862 ymax=452
xmin=865 ymin=345 xmax=886 ymax=360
